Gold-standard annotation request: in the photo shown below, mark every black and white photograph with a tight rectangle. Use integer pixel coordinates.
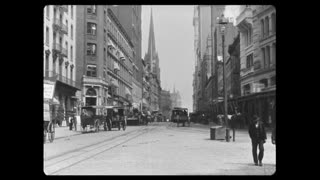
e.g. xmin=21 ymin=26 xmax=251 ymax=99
xmin=43 ymin=5 xmax=276 ymax=175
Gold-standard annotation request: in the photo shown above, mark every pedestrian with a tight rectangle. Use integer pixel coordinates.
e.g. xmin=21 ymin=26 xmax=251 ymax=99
xmin=248 ymin=115 xmax=267 ymax=166
xmin=69 ymin=115 xmax=73 ymax=130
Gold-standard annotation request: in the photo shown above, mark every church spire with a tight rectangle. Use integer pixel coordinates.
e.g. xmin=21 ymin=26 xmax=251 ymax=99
xmin=147 ymin=7 xmax=156 ymax=62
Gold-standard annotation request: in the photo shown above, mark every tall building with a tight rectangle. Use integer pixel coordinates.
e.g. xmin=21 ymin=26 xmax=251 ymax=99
xmin=235 ymin=5 xmax=276 ymax=125
xmin=76 ymin=5 xmax=134 ymax=110
xmin=142 ymin=58 xmax=151 ymax=112
xmin=192 ymin=5 xmax=225 ymax=115
xmin=109 ymin=6 xmax=143 ymax=111
xmin=44 ymin=5 xmax=80 ymax=119
xmin=143 ymin=8 xmax=161 ymax=111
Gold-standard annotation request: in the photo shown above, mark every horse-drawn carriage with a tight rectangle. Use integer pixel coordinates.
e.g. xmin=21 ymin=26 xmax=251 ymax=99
xmin=80 ymin=106 xmax=107 ymax=132
xmin=105 ymin=106 xmax=127 ymax=131
xmin=171 ymin=107 xmax=190 ymax=127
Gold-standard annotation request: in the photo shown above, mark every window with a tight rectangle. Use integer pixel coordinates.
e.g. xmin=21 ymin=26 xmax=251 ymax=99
xmin=87 ymin=22 xmax=97 ymax=35
xmin=70 ymin=66 xmax=73 ymax=81
xmin=259 ymin=79 xmax=268 ymax=88
xmin=46 ymin=27 xmax=49 ymax=46
xmin=243 ymin=84 xmax=251 ymax=95
xmin=261 ymin=48 xmax=265 ymax=68
xmin=270 ymin=76 xmax=276 ymax=86
xmin=45 ymin=55 xmax=49 ymax=77
xmin=246 ymin=54 xmax=253 ymax=68
xmin=266 ymin=46 xmax=270 ymax=68
xmin=65 ymin=65 xmax=68 ymax=80
xmin=87 ymin=5 xmax=96 ymax=14
xmin=87 ymin=65 xmax=97 ymax=77
xmin=272 ymin=43 xmax=276 ymax=65
xmin=46 ymin=6 xmax=50 ymax=18
xmin=65 ymin=42 xmax=68 ymax=57
xmin=265 ymin=16 xmax=269 ymax=37
xmin=71 ymin=5 xmax=73 ymax=19
xmin=104 ymin=48 xmax=106 ymax=64
xmin=271 ymin=13 xmax=276 ymax=34
xmin=103 ymin=68 xmax=106 ymax=80
xmin=71 ymin=25 xmax=73 ymax=40
xmin=87 ymin=43 xmax=96 ymax=56
xmin=70 ymin=46 xmax=73 ymax=61
xmin=261 ymin=19 xmax=264 ymax=39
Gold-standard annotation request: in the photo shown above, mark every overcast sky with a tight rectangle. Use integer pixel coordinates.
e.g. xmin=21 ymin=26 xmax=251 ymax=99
xmin=141 ymin=5 xmax=195 ymax=112
xmin=141 ymin=5 xmax=241 ymax=112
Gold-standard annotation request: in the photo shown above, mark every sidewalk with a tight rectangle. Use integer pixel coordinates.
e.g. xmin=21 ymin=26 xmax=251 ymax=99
xmin=54 ymin=125 xmax=82 ymax=140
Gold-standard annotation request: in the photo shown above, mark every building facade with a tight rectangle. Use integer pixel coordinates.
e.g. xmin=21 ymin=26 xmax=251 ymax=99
xmin=235 ymin=5 xmax=276 ymax=126
xmin=143 ymin=9 xmax=161 ymax=112
xmin=76 ymin=5 xmax=135 ymax=111
xmin=44 ymin=5 xmax=80 ymax=123
xmin=109 ymin=6 xmax=143 ymax=111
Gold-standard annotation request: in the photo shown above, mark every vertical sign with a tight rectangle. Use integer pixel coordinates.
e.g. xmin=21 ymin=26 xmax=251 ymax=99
xmin=44 ymin=80 xmax=56 ymax=100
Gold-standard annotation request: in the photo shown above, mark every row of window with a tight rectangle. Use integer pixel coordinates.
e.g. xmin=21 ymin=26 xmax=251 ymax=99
xmin=47 ymin=28 xmax=74 ymax=61
xmin=260 ymin=13 xmax=276 ymax=39
xmin=45 ymin=55 xmax=74 ymax=82
xmin=106 ymin=16 xmax=133 ymax=59
xmin=46 ymin=5 xmax=74 ymax=23
xmin=245 ymin=42 xmax=276 ymax=69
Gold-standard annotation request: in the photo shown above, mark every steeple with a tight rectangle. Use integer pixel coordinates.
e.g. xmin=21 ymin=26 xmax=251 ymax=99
xmin=147 ymin=7 xmax=156 ymax=64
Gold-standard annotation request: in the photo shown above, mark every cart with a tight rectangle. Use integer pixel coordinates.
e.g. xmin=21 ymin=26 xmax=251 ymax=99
xmin=80 ymin=106 xmax=107 ymax=132
xmin=105 ymin=106 xmax=127 ymax=131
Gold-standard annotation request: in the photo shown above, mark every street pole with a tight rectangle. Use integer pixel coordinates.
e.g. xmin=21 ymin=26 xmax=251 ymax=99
xmin=222 ymin=28 xmax=229 ymax=142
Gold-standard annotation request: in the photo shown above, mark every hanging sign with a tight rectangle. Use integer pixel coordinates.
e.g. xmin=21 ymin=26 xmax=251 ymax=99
xmin=44 ymin=80 xmax=56 ymax=100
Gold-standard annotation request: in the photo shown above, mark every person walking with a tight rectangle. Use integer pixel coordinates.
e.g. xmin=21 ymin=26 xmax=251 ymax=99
xmin=248 ymin=115 xmax=267 ymax=166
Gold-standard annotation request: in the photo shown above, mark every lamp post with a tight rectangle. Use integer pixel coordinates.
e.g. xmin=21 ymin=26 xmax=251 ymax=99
xmin=217 ymin=14 xmax=230 ymax=142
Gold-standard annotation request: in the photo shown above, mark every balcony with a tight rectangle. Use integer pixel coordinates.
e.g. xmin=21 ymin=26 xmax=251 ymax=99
xmin=61 ymin=47 xmax=68 ymax=57
xmin=60 ymin=23 xmax=68 ymax=34
xmin=241 ymin=66 xmax=254 ymax=77
xmin=44 ymin=71 xmax=81 ymax=89
xmin=52 ymin=42 xmax=61 ymax=53
xmin=52 ymin=18 xmax=61 ymax=31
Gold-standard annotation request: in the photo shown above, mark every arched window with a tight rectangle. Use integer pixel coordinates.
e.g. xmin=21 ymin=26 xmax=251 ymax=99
xmin=260 ymin=19 xmax=264 ymax=39
xmin=271 ymin=13 xmax=276 ymax=34
xmin=86 ymin=88 xmax=97 ymax=96
xmin=265 ymin=16 xmax=269 ymax=37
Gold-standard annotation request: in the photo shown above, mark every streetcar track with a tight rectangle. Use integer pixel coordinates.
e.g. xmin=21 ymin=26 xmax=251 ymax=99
xmin=44 ymin=126 xmax=147 ymax=161
xmin=45 ymin=126 xmax=157 ymax=175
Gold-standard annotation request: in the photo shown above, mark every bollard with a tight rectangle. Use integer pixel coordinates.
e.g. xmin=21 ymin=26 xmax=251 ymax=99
xmin=233 ymin=128 xmax=235 ymax=142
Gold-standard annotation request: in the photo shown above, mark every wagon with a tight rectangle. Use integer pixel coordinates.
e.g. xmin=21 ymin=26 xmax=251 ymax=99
xmin=80 ymin=106 xmax=107 ymax=132
xmin=105 ymin=106 xmax=127 ymax=131
xmin=171 ymin=107 xmax=190 ymax=127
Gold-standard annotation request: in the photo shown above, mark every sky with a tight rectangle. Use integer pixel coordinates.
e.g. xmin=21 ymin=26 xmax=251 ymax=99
xmin=141 ymin=5 xmax=195 ymax=112
xmin=141 ymin=5 xmax=241 ymax=112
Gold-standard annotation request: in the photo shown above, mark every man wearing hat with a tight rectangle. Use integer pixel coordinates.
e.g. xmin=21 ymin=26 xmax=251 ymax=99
xmin=248 ymin=115 xmax=267 ymax=166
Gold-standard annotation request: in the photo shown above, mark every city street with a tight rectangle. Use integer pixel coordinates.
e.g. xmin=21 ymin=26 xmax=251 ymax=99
xmin=44 ymin=122 xmax=276 ymax=175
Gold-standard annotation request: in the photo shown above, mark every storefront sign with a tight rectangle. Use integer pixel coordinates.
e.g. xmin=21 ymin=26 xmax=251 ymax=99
xmin=44 ymin=80 xmax=56 ymax=99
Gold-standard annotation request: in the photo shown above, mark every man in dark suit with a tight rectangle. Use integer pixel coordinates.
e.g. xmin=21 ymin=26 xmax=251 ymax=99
xmin=248 ymin=115 xmax=267 ymax=166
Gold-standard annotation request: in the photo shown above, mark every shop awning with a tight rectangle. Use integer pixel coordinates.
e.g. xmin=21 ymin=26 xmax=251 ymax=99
xmin=107 ymin=40 xmax=116 ymax=49
xmin=114 ymin=61 xmax=120 ymax=72
xmin=52 ymin=97 xmax=60 ymax=105
xmin=119 ymin=51 xmax=125 ymax=61
xmin=125 ymin=87 xmax=131 ymax=96
xmin=110 ymin=78 xmax=119 ymax=88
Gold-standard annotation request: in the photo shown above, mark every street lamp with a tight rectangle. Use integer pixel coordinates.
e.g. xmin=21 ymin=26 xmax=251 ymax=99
xmin=217 ymin=14 xmax=230 ymax=142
